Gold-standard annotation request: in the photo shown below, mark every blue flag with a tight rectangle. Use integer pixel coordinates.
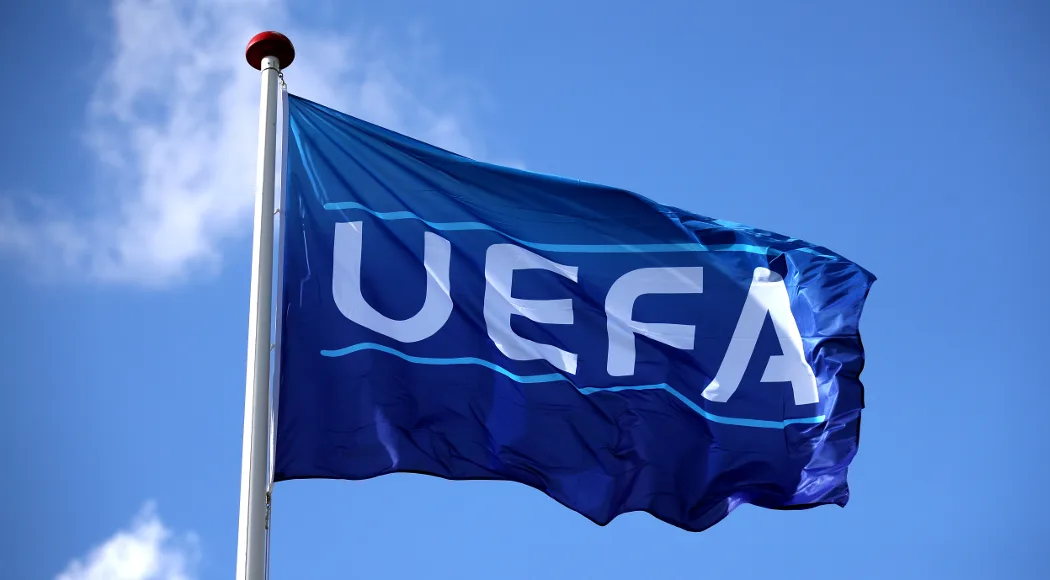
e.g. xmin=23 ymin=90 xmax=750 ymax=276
xmin=274 ymin=94 xmax=875 ymax=532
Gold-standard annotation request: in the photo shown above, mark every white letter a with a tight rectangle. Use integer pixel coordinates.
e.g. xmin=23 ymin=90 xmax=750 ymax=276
xmin=701 ymin=267 xmax=819 ymax=405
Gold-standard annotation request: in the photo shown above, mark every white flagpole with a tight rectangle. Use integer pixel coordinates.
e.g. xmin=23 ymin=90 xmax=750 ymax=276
xmin=238 ymin=31 xmax=294 ymax=580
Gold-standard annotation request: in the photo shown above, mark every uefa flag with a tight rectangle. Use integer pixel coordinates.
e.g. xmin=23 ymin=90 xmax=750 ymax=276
xmin=272 ymin=94 xmax=875 ymax=532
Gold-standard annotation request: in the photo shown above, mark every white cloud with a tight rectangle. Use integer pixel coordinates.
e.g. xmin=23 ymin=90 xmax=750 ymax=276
xmin=55 ymin=502 xmax=199 ymax=580
xmin=0 ymin=0 xmax=501 ymax=286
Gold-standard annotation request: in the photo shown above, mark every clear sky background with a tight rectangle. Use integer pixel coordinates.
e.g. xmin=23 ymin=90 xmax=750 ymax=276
xmin=2 ymin=1 xmax=1047 ymax=578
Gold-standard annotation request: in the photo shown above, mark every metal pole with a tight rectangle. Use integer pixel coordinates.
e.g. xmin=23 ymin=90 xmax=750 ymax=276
xmin=238 ymin=31 xmax=294 ymax=580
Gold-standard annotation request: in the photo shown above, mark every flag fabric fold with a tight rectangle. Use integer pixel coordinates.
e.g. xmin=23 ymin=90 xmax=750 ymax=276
xmin=274 ymin=94 xmax=875 ymax=532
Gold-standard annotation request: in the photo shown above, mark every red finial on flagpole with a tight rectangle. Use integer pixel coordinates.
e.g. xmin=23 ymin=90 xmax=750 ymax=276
xmin=246 ymin=31 xmax=295 ymax=70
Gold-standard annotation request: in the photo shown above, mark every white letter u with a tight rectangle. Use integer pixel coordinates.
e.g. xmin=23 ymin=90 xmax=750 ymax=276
xmin=332 ymin=221 xmax=453 ymax=343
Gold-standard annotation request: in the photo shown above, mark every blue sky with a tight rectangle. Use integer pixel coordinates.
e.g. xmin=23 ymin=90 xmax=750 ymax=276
xmin=3 ymin=0 xmax=1047 ymax=578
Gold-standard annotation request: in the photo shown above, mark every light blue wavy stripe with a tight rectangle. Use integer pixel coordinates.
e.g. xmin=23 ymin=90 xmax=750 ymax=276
xmin=321 ymin=342 xmax=568 ymax=384
xmin=319 ymin=342 xmax=825 ymax=429
xmin=577 ymin=384 xmax=826 ymax=428
xmin=322 ymin=201 xmax=773 ymax=255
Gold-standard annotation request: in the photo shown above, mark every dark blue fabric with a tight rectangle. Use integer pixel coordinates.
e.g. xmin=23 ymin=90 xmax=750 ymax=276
xmin=274 ymin=94 xmax=875 ymax=532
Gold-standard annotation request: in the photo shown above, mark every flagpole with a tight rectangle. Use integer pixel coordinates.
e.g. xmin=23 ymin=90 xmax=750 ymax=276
xmin=238 ymin=31 xmax=294 ymax=580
